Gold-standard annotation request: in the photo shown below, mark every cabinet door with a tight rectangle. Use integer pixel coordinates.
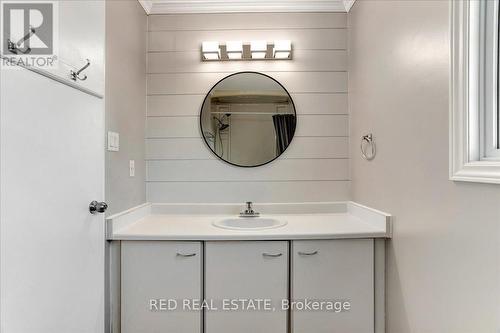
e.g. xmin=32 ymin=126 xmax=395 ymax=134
xmin=205 ymin=241 xmax=288 ymax=333
xmin=292 ymin=240 xmax=374 ymax=333
xmin=121 ymin=241 xmax=202 ymax=333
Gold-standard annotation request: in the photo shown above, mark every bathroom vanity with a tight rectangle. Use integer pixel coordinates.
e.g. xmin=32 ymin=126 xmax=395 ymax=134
xmin=107 ymin=202 xmax=391 ymax=333
xmin=102 ymin=70 xmax=393 ymax=333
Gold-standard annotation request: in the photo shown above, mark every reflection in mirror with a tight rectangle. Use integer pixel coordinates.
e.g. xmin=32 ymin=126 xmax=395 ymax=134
xmin=200 ymin=72 xmax=296 ymax=167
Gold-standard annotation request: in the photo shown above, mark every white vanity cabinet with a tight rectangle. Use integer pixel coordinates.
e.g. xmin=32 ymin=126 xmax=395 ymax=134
xmin=205 ymin=241 xmax=289 ymax=333
xmin=110 ymin=202 xmax=390 ymax=333
xmin=291 ymin=239 xmax=374 ymax=333
xmin=121 ymin=241 xmax=202 ymax=333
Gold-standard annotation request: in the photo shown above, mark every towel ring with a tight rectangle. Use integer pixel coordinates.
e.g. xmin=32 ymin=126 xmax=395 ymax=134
xmin=361 ymin=134 xmax=376 ymax=161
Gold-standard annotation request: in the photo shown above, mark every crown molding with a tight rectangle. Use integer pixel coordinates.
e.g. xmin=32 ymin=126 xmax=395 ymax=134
xmin=138 ymin=0 xmax=153 ymax=14
xmin=138 ymin=0 xmax=356 ymax=15
xmin=343 ymin=0 xmax=356 ymax=12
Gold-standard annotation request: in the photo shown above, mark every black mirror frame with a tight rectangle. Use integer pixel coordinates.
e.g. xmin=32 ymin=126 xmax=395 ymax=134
xmin=200 ymin=71 xmax=297 ymax=168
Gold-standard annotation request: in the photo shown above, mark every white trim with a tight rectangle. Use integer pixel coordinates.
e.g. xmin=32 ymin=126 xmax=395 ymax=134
xmin=482 ymin=0 xmax=500 ymax=158
xmin=450 ymin=0 xmax=500 ymax=184
xmin=343 ymin=0 xmax=356 ymax=12
xmin=138 ymin=0 xmax=349 ymax=15
xmin=138 ymin=0 xmax=153 ymax=14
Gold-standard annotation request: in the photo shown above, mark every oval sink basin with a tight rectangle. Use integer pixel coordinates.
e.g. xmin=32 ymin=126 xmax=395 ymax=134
xmin=213 ymin=217 xmax=287 ymax=230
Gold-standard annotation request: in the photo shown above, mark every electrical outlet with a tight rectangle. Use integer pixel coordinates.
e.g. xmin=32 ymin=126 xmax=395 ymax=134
xmin=129 ymin=160 xmax=135 ymax=177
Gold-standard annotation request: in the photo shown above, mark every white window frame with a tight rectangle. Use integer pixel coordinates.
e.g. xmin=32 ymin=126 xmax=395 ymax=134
xmin=450 ymin=0 xmax=500 ymax=184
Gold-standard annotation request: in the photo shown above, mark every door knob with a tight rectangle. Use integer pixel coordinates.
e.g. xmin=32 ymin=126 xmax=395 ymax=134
xmin=89 ymin=201 xmax=108 ymax=214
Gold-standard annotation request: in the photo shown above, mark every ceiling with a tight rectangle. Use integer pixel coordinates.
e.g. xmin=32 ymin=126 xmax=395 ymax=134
xmin=138 ymin=0 xmax=356 ymax=15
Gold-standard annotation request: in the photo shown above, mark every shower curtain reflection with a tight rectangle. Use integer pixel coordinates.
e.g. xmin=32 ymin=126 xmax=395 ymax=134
xmin=273 ymin=114 xmax=296 ymax=155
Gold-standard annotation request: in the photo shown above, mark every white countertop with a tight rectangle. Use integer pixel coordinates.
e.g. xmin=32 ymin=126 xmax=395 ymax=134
xmin=107 ymin=202 xmax=392 ymax=241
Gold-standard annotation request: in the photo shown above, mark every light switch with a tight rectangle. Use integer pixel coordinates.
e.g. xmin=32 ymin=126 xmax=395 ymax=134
xmin=129 ymin=160 xmax=135 ymax=177
xmin=107 ymin=131 xmax=119 ymax=151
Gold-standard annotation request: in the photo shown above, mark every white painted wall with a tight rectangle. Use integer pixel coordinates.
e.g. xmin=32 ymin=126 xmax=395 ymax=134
xmin=349 ymin=1 xmax=500 ymax=332
xmin=146 ymin=12 xmax=350 ymax=203
xmin=105 ymin=0 xmax=147 ymax=215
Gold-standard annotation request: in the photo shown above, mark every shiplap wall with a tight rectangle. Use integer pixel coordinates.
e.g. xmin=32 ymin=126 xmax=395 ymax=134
xmin=146 ymin=13 xmax=350 ymax=203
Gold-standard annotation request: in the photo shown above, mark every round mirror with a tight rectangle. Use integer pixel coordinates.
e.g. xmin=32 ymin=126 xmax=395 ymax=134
xmin=200 ymin=72 xmax=297 ymax=167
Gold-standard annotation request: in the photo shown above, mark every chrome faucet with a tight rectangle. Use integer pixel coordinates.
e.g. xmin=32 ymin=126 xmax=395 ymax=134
xmin=240 ymin=201 xmax=260 ymax=217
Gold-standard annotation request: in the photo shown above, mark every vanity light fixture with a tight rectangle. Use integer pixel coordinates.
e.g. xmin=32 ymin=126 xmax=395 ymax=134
xmin=250 ymin=40 xmax=267 ymax=59
xmin=226 ymin=41 xmax=243 ymax=60
xmin=202 ymin=41 xmax=220 ymax=60
xmin=201 ymin=40 xmax=292 ymax=61
xmin=273 ymin=40 xmax=292 ymax=59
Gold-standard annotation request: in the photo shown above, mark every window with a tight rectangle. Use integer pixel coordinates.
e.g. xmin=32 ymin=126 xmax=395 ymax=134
xmin=480 ymin=0 xmax=500 ymax=159
xmin=450 ymin=0 xmax=500 ymax=184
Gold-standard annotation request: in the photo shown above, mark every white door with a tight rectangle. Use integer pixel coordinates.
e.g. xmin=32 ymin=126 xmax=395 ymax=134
xmin=291 ymin=240 xmax=374 ymax=333
xmin=205 ymin=241 xmax=288 ymax=333
xmin=121 ymin=241 xmax=203 ymax=333
xmin=0 ymin=66 xmax=105 ymax=333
